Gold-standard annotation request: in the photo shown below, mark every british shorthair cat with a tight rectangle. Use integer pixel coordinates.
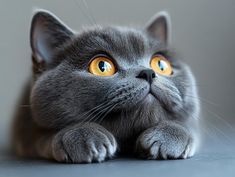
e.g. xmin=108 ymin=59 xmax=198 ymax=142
xmin=12 ymin=9 xmax=200 ymax=163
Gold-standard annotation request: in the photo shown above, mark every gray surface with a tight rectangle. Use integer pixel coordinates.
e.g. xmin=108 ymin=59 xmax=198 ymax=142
xmin=1 ymin=138 xmax=235 ymax=177
xmin=1 ymin=0 xmax=235 ymax=177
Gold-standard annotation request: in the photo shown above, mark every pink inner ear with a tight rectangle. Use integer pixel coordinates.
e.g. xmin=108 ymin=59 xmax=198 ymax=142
xmin=148 ymin=18 xmax=167 ymax=43
xmin=146 ymin=11 xmax=171 ymax=44
xmin=31 ymin=18 xmax=53 ymax=63
xmin=36 ymin=32 xmax=52 ymax=62
xmin=155 ymin=24 xmax=167 ymax=43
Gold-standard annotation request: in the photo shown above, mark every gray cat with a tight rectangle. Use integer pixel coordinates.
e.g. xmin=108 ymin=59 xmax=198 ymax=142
xmin=12 ymin=9 xmax=200 ymax=163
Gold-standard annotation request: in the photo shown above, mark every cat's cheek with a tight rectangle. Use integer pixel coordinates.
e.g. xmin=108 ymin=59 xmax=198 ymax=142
xmin=169 ymin=99 xmax=183 ymax=113
xmin=151 ymin=89 xmax=183 ymax=112
xmin=30 ymin=80 xmax=59 ymax=128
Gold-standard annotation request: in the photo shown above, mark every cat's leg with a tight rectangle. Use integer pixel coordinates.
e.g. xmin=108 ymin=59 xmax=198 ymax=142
xmin=51 ymin=122 xmax=117 ymax=163
xmin=135 ymin=121 xmax=197 ymax=159
xmin=15 ymin=120 xmax=117 ymax=163
xmin=15 ymin=122 xmax=117 ymax=163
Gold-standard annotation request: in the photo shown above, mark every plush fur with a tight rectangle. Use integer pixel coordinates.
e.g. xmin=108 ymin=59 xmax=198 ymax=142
xmin=12 ymin=10 xmax=200 ymax=163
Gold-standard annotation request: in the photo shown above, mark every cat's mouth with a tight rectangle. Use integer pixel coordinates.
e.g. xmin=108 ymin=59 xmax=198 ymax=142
xmin=142 ymin=91 xmax=157 ymax=103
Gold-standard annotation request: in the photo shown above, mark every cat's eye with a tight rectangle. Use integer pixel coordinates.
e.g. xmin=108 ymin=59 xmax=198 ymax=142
xmin=150 ymin=55 xmax=173 ymax=76
xmin=89 ymin=56 xmax=116 ymax=76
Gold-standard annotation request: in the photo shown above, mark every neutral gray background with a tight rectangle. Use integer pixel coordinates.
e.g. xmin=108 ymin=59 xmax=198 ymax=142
xmin=0 ymin=0 xmax=235 ymax=176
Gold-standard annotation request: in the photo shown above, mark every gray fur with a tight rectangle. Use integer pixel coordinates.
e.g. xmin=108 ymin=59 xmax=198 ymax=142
xmin=12 ymin=10 xmax=200 ymax=163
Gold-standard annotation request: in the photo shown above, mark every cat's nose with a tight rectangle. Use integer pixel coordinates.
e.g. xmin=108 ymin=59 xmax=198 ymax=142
xmin=137 ymin=69 xmax=156 ymax=84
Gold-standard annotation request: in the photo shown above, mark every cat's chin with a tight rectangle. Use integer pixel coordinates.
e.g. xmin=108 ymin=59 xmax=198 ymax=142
xmin=114 ymin=93 xmax=156 ymax=111
xmin=142 ymin=93 xmax=156 ymax=104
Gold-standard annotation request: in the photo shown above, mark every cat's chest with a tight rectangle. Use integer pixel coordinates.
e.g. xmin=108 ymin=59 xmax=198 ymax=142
xmin=101 ymin=111 xmax=159 ymax=145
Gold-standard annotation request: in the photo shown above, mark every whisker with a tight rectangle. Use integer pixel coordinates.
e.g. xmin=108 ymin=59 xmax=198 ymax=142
xmin=83 ymin=103 xmax=114 ymax=125
xmin=180 ymin=106 xmax=233 ymax=145
xmin=204 ymin=107 xmax=235 ymax=132
xmin=180 ymin=106 xmax=222 ymax=143
xmin=183 ymin=93 xmax=235 ymax=132
xmin=19 ymin=104 xmax=31 ymax=107
xmin=78 ymin=100 xmax=109 ymax=119
xmin=97 ymin=103 xmax=118 ymax=124
xmin=208 ymin=122 xmax=233 ymax=142
xmin=202 ymin=118 xmax=234 ymax=146
xmin=73 ymin=0 xmax=96 ymax=26
xmin=81 ymin=0 xmax=97 ymax=26
xmin=179 ymin=81 xmax=210 ymax=87
xmin=79 ymin=101 xmax=111 ymax=125
xmin=184 ymin=94 xmax=219 ymax=107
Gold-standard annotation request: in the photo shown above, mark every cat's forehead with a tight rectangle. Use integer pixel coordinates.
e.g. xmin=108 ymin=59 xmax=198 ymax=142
xmin=72 ymin=26 xmax=162 ymax=62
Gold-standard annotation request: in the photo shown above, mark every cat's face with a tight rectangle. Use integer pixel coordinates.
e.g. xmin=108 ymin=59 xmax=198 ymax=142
xmin=30 ymin=10 xmax=199 ymax=129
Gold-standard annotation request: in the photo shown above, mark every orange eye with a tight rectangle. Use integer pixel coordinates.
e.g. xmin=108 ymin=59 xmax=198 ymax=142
xmin=89 ymin=56 xmax=116 ymax=76
xmin=150 ymin=55 xmax=173 ymax=76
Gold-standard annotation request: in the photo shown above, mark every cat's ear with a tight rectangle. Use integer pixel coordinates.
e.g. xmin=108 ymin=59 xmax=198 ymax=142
xmin=30 ymin=9 xmax=74 ymax=65
xmin=145 ymin=11 xmax=171 ymax=45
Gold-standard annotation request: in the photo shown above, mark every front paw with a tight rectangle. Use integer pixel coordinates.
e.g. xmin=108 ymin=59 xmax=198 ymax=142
xmin=136 ymin=123 xmax=195 ymax=160
xmin=52 ymin=123 xmax=117 ymax=163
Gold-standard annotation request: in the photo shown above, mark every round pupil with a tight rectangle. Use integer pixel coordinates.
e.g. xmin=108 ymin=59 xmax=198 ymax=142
xmin=158 ymin=60 xmax=168 ymax=71
xmin=98 ymin=61 xmax=112 ymax=72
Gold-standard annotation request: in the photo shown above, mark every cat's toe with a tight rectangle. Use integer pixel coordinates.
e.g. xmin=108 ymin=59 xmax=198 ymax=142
xmin=179 ymin=139 xmax=194 ymax=159
xmin=51 ymin=138 xmax=70 ymax=162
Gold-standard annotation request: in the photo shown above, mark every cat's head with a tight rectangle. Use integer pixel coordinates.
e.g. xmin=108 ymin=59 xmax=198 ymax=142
xmin=30 ymin=10 xmax=199 ymax=128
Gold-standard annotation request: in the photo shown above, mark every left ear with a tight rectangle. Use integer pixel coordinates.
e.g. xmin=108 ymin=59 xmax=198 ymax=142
xmin=30 ymin=9 xmax=74 ymax=65
xmin=145 ymin=11 xmax=171 ymax=45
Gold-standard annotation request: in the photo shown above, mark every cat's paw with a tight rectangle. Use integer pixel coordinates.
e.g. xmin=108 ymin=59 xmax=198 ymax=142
xmin=51 ymin=123 xmax=117 ymax=163
xmin=135 ymin=123 xmax=195 ymax=160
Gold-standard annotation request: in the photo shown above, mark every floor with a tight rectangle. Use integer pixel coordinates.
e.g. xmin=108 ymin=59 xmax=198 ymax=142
xmin=0 ymin=137 xmax=235 ymax=177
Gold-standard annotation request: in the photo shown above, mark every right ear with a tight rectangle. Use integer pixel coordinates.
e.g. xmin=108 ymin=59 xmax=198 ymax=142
xmin=30 ymin=9 xmax=74 ymax=66
xmin=145 ymin=11 xmax=171 ymax=45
